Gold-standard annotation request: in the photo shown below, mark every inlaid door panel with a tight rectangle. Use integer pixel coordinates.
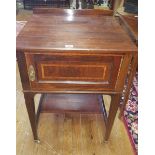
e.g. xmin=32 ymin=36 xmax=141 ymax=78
xmin=25 ymin=52 xmax=123 ymax=91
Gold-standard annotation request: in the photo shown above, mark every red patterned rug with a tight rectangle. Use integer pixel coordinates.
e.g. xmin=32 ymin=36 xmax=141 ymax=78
xmin=123 ymin=72 xmax=138 ymax=154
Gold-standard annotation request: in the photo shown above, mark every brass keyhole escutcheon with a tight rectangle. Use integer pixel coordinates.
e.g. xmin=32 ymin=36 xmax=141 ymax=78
xmin=28 ymin=65 xmax=35 ymax=81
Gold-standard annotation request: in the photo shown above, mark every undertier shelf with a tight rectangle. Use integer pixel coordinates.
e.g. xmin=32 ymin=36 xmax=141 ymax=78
xmin=38 ymin=93 xmax=107 ymax=112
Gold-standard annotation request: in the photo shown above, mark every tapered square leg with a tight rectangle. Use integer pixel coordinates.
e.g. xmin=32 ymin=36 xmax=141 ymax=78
xmin=104 ymin=94 xmax=121 ymax=141
xmin=24 ymin=92 xmax=39 ymax=141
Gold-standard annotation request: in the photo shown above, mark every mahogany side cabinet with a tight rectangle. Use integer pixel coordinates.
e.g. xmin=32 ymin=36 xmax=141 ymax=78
xmin=16 ymin=8 xmax=137 ymax=143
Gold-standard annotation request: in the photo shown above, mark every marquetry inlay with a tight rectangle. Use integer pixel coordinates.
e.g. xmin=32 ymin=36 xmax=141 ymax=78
xmin=40 ymin=63 xmax=109 ymax=81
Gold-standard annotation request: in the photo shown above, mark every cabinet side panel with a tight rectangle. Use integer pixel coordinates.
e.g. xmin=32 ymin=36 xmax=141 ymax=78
xmin=115 ymin=54 xmax=132 ymax=91
xmin=16 ymin=51 xmax=30 ymax=90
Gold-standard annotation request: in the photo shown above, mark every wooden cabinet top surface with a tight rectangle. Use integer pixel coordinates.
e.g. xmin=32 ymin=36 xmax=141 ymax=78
xmin=16 ymin=9 xmax=137 ymax=52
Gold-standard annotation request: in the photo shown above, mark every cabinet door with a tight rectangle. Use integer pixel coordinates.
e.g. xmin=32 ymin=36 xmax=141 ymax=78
xmin=25 ymin=52 xmax=123 ymax=92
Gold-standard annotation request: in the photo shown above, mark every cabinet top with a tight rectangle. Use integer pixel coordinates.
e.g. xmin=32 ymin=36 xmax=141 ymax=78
xmin=16 ymin=9 xmax=137 ymax=52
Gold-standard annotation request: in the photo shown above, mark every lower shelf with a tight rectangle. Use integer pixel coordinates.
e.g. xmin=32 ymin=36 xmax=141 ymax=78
xmin=38 ymin=94 xmax=105 ymax=114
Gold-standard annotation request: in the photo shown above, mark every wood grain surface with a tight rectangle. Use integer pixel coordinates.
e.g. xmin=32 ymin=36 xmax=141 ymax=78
xmin=16 ymin=9 xmax=137 ymax=52
xmin=40 ymin=94 xmax=103 ymax=113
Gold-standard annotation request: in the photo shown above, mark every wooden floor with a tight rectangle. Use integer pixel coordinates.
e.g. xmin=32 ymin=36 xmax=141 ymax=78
xmin=16 ymin=62 xmax=134 ymax=155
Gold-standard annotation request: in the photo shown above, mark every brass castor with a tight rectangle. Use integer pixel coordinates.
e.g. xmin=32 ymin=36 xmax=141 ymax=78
xmin=34 ymin=139 xmax=40 ymax=144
